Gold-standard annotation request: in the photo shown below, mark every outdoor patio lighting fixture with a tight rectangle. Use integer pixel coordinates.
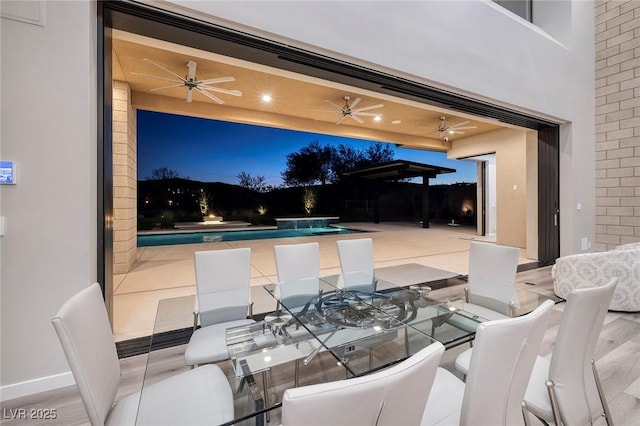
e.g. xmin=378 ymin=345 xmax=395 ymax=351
xmin=374 ymin=116 xmax=382 ymax=122
xmin=261 ymin=94 xmax=272 ymax=102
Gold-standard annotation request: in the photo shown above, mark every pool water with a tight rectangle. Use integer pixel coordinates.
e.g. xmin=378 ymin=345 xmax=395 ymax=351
xmin=137 ymin=226 xmax=363 ymax=247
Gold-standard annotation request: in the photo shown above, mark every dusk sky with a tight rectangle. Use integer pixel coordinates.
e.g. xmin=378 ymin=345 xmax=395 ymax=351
xmin=137 ymin=110 xmax=477 ymax=186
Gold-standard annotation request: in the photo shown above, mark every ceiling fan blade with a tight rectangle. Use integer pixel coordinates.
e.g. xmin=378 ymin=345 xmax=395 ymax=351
xmin=349 ymin=97 xmax=362 ymax=109
xmin=194 ymin=86 xmax=224 ymax=104
xmin=198 ymin=85 xmax=242 ymax=97
xmin=353 ymin=103 xmax=384 ymax=112
xmin=196 ymin=76 xmax=236 ymax=85
xmin=325 ymin=100 xmax=343 ymax=111
xmin=130 ymin=72 xmax=183 ymax=84
xmin=150 ymin=83 xmax=185 ymax=92
xmin=349 ymin=114 xmax=365 ymax=124
xmin=187 ymin=61 xmax=197 ymax=81
xmin=336 ymin=115 xmax=347 ymax=125
xmin=449 ymin=121 xmax=470 ymax=128
xmin=186 ymin=88 xmax=193 ymax=103
xmin=143 ymin=59 xmax=186 ymax=82
xmin=450 ymin=130 xmax=466 ymax=135
xmin=449 ymin=126 xmax=477 ymax=130
xmin=354 ymin=112 xmax=381 ymax=117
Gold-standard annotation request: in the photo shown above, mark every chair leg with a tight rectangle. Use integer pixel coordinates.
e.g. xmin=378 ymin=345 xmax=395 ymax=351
xmin=262 ymin=370 xmax=271 ymax=423
xmin=546 ymin=380 xmax=562 ymax=425
xmin=592 ymin=359 xmax=614 ymax=426
xmin=294 ymin=359 xmax=300 ymax=387
xmin=192 ymin=311 xmax=199 ymax=331
xmin=404 ymin=327 xmax=410 ymax=357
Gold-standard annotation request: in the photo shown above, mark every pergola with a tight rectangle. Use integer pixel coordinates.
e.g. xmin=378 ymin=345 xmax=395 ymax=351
xmin=343 ymin=160 xmax=456 ymax=228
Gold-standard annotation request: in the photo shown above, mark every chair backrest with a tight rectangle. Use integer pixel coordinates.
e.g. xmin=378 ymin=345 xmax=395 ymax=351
xmin=336 ymin=238 xmax=375 ymax=292
xmin=274 ymin=242 xmax=319 ymax=282
xmin=461 ymin=299 xmax=555 ymax=426
xmin=282 ymin=341 xmax=445 ymax=426
xmin=194 ymin=248 xmax=251 ymax=326
xmin=51 ymin=283 xmax=120 ymax=426
xmin=468 ymin=241 xmax=520 ymax=314
xmin=274 ymin=243 xmax=320 ymax=311
xmin=548 ymin=278 xmax=618 ymax=425
xmin=275 ymin=277 xmax=321 ymax=312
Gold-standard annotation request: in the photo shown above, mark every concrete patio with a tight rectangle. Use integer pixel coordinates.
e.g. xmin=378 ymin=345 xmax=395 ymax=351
xmin=113 ymin=222 xmax=535 ymax=341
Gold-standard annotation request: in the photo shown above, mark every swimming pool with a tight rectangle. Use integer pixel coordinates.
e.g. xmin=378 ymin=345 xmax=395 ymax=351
xmin=137 ymin=226 xmax=364 ymax=247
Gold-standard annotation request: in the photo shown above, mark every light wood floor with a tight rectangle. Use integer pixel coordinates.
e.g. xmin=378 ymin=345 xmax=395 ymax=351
xmin=2 ymin=266 xmax=639 ymax=425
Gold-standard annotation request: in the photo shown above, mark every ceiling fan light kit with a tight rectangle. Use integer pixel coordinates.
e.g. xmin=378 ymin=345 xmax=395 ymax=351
xmin=132 ymin=58 xmax=242 ymax=103
xmin=325 ymin=96 xmax=384 ymax=125
xmin=433 ymin=116 xmax=477 ymax=142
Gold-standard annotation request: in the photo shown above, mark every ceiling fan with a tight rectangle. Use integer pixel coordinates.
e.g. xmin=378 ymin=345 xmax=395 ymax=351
xmin=131 ymin=59 xmax=242 ymax=104
xmin=325 ymin=96 xmax=384 ymax=125
xmin=431 ymin=116 xmax=477 ymax=141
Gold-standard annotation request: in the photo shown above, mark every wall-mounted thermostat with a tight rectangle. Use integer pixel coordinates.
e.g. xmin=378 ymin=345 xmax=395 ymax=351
xmin=0 ymin=161 xmax=16 ymax=184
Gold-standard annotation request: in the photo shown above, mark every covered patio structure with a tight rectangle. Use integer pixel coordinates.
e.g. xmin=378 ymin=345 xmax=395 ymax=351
xmin=343 ymin=160 xmax=456 ymax=228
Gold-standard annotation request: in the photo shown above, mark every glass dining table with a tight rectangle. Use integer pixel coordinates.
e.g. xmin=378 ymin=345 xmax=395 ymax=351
xmin=135 ymin=269 xmax=552 ymax=425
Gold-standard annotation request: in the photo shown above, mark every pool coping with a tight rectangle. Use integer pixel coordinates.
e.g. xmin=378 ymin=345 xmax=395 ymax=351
xmin=138 ymin=223 xmax=274 ymax=235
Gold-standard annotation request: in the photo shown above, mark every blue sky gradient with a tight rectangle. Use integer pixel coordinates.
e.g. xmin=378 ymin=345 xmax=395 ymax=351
xmin=137 ymin=110 xmax=476 ymax=186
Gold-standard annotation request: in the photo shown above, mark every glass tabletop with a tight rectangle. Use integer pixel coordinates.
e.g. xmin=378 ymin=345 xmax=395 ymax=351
xmin=135 ymin=265 xmax=556 ymax=425
xmin=260 ymin=279 xmax=442 ymax=377
xmin=315 ymin=275 xmax=484 ymax=348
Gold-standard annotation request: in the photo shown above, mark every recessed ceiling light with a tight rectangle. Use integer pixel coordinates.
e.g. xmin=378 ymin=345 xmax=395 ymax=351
xmin=392 ymin=120 xmax=402 ymax=124
xmin=261 ymin=94 xmax=272 ymax=102
xmin=374 ymin=116 xmax=382 ymax=122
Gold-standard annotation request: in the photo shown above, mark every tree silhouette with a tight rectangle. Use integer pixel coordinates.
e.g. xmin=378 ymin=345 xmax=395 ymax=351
xmin=281 ymin=141 xmax=333 ymax=186
xmin=281 ymin=141 xmax=395 ymax=186
xmin=237 ymin=171 xmax=267 ymax=192
xmin=146 ymin=166 xmax=187 ymax=180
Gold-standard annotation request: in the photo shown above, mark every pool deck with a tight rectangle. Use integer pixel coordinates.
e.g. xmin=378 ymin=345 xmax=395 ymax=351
xmin=113 ymin=222 xmax=535 ymax=342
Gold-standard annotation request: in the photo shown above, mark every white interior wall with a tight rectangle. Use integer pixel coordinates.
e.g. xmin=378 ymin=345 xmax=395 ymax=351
xmin=0 ymin=1 xmax=97 ymax=398
xmin=0 ymin=0 xmax=595 ymax=397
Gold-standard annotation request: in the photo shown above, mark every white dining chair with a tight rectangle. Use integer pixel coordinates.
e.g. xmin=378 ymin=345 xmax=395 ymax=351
xmin=274 ymin=242 xmax=321 ymax=311
xmin=184 ymin=248 xmax=255 ymax=367
xmin=52 ymin=283 xmax=234 ymax=426
xmin=336 ymin=238 xmax=376 ymax=293
xmin=523 ymin=278 xmax=618 ymax=425
xmin=421 ymin=299 xmax=555 ymax=426
xmin=282 ymin=341 xmax=445 ymax=426
xmin=463 ymin=241 xmax=521 ymax=320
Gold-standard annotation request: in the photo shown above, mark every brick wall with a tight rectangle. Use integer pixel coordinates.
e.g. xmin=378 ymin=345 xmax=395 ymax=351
xmin=113 ymin=81 xmax=137 ymax=274
xmin=595 ymin=0 xmax=640 ymax=250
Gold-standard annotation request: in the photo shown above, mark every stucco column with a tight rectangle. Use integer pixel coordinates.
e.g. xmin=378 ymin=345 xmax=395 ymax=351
xmin=113 ymin=81 xmax=137 ymax=274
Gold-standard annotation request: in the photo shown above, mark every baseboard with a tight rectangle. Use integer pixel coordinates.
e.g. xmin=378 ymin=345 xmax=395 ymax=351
xmin=0 ymin=371 xmax=75 ymax=402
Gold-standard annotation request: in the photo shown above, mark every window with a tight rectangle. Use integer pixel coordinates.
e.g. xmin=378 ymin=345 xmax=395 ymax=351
xmin=493 ymin=0 xmax=532 ymax=22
